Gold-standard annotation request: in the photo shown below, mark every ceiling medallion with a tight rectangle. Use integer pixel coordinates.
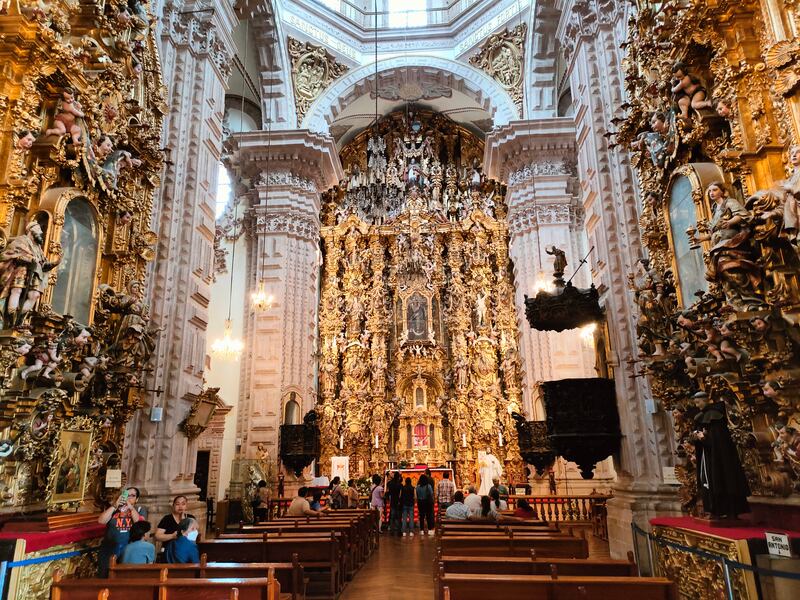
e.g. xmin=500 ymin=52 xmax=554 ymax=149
xmin=371 ymin=79 xmax=453 ymax=103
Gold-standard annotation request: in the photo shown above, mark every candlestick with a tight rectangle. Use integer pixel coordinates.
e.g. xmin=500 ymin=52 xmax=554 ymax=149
xmin=499 ymin=432 xmax=504 ymax=446
xmin=374 ymin=434 xmax=379 ymax=448
xmin=462 ymin=433 xmax=467 ymax=447
xmin=339 ymin=435 xmax=343 ymax=450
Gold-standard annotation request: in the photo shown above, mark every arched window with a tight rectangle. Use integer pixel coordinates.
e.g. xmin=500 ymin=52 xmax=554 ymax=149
xmin=668 ymin=175 xmax=708 ymax=305
xmin=51 ymin=198 xmax=98 ymax=324
xmin=415 ymin=385 xmax=425 ymax=409
xmin=284 ymin=392 xmax=301 ymax=425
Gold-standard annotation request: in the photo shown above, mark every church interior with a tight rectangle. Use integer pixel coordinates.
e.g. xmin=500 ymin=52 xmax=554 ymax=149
xmin=1 ymin=0 xmax=800 ymax=598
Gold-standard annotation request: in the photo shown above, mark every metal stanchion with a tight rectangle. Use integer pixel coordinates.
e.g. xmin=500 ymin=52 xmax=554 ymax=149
xmin=722 ymin=559 xmax=735 ymax=600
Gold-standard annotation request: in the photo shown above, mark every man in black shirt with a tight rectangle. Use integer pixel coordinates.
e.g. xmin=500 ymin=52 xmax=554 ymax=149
xmin=155 ymin=495 xmax=196 ymax=561
xmin=386 ymin=471 xmax=403 ymax=536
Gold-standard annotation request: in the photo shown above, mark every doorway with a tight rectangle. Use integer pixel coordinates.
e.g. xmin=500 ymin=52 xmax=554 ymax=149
xmin=195 ymin=450 xmax=210 ymax=501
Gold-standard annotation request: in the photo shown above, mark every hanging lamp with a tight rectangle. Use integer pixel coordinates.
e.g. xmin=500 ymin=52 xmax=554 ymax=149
xmin=211 ymin=20 xmax=252 ymax=360
xmin=251 ymin=48 xmax=275 ymax=313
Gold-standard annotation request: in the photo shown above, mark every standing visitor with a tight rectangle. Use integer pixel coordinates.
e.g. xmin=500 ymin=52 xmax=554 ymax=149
xmin=416 ymin=474 xmax=435 ymax=535
xmin=330 ymin=476 xmax=345 ymax=509
xmin=437 ymin=471 xmax=455 ymax=511
xmin=370 ymin=473 xmax=385 ymax=532
xmin=121 ymin=521 xmax=155 ymax=564
xmin=400 ymin=477 xmax=416 ymax=536
xmin=444 ymin=491 xmax=469 ymax=520
xmin=165 ymin=517 xmax=200 ymax=563
xmin=255 ymin=480 xmax=271 ymax=522
xmin=387 ymin=471 xmax=403 ymax=535
xmin=97 ymin=487 xmax=147 ymax=577
xmin=155 ymin=495 xmax=195 ymax=561
xmin=346 ymin=479 xmax=359 ymax=508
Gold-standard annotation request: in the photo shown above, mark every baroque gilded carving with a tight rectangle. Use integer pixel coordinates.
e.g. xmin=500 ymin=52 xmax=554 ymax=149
xmin=288 ymin=37 xmax=349 ymax=126
xmin=614 ymin=0 xmax=800 ymax=527
xmin=468 ymin=24 xmax=526 ymax=113
xmin=317 ymin=110 xmax=523 ymax=481
xmin=0 ymin=0 xmax=164 ymax=514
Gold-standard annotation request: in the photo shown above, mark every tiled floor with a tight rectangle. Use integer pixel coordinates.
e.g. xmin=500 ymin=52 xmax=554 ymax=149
xmin=339 ymin=525 xmax=611 ymax=599
xmin=340 ymin=532 xmax=437 ymax=600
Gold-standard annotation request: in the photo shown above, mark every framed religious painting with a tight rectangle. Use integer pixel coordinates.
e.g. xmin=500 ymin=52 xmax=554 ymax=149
xmin=47 ymin=422 xmax=93 ymax=507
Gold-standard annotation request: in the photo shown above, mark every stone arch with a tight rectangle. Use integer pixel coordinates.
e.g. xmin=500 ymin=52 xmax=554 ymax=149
xmin=302 ymin=56 xmax=520 ymax=134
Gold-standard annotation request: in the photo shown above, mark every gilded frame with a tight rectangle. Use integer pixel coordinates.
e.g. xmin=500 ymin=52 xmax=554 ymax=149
xmin=47 ymin=417 xmax=94 ymax=508
xmin=662 ymin=162 xmax=728 ymax=307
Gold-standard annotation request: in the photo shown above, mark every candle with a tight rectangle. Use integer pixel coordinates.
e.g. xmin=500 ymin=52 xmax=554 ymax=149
xmin=462 ymin=433 xmax=467 ymax=447
xmin=339 ymin=435 xmax=343 ymax=450
xmin=374 ymin=434 xmax=379 ymax=448
xmin=499 ymin=432 xmax=504 ymax=446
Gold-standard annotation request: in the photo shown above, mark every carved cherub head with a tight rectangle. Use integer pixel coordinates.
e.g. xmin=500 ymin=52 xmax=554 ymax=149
xmin=95 ymin=134 xmax=114 ymax=161
xmin=715 ymin=98 xmax=733 ymax=119
xmin=789 ymin=145 xmax=800 ymax=168
xmin=16 ymin=130 xmax=36 ymax=151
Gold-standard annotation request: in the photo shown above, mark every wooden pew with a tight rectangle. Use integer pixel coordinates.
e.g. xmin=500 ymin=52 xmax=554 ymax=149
xmin=437 ymin=534 xmax=589 ymax=558
xmin=52 ymin=568 xmax=284 ymax=600
xmin=108 ymin=554 xmax=305 ymax=600
xmin=440 ymin=573 xmax=677 ymax=600
xmin=198 ymin=536 xmax=340 ymax=598
xmin=434 ymin=553 xmax=638 ymax=599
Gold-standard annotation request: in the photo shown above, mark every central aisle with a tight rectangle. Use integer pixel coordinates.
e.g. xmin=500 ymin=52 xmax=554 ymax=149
xmin=340 ymin=533 xmax=437 ymax=599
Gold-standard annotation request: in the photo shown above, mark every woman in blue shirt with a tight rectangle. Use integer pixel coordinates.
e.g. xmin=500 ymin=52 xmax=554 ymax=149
xmin=165 ymin=517 xmax=200 ymax=564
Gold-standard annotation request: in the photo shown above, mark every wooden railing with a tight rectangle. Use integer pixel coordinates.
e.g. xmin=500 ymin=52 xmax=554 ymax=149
xmin=506 ymin=495 xmax=611 ymax=540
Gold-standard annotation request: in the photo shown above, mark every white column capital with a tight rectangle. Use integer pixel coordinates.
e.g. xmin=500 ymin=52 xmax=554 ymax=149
xmin=483 ymin=118 xmax=577 ymax=185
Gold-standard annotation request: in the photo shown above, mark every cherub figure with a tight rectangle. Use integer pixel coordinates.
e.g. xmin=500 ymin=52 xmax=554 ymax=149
xmin=44 ymin=88 xmax=85 ymax=144
xmin=15 ymin=130 xmax=36 ymax=151
xmin=671 ymin=61 xmax=712 ymax=119
xmin=21 ymin=335 xmax=61 ymax=380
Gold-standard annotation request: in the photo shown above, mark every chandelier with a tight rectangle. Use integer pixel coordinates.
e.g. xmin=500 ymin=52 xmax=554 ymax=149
xmin=211 ymin=319 xmax=244 ymax=360
xmin=251 ymin=281 xmax=274 ymax=312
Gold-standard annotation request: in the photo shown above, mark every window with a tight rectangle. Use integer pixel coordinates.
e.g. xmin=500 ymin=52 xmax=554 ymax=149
xmin=668 ymin=175 xmax=708 ymax=304
xmin=284 ymin=393 xmax=301 ymax=425
xmin=389 ymin=0 xmax=427 ymax=27
xmin=51 ymin=198 xmax=98 ymax=324
xmin=415 ymin=386 xmax=425 ymax=408
xmin=216 ymin=164 xmax=231 ymax=219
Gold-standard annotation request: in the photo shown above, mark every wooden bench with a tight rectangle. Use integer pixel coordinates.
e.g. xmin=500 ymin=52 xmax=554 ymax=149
xmin=435 ymin=553 xmax=638 ymax=599
xmin=52 ymin=568 xmax=284 ymax=600
xmin=199 ymin=536 xmax=340 ymax=598
xmin=108 ymin=554 xmax=305 ymax=600
xmin=437 ymin=534 xmax=589 ymax=558
xmin=440 ymin=573 xmax=677 ymax=599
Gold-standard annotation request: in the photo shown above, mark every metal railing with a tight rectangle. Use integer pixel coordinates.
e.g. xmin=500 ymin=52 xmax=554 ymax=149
xmin=0 ymin=545 xmax=98 ymax=600
xmin=631 ymin=522 xmax=800 ymax=600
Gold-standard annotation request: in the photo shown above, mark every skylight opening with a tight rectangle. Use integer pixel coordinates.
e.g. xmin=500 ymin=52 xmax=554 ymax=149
xmin=388 ymin=0 xmax=427 ymax=28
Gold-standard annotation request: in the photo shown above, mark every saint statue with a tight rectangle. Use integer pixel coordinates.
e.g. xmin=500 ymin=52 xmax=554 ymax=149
xmin=546 ymin=245 xmax=567 ymax=282
xmin=477 ymin=449 xmax=502 ymax=496
xmin=475 ymin=292 xmax=488 ymax=327
xmin=691 ymin=393 xmax=750 ymax=518
xmin=0 ymin=221 xmax=61 ymax=328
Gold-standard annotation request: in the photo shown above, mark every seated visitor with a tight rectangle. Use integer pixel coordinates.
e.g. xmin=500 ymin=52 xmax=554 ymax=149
xmin=489 ymin=488 xmax=508 ymax=514
xmin=468 ymin=496 xmax=495 ymax=521
xmin=165 ymin=517 xmax=200 ymax=564
xmin=288 ymin=487 xmax=324 ymax=517
xmin=310 ymin=489 xmax=324 ymax=511
xmin=513 ymin=498 xmax=537 ymax=520
xmin=444 ymin=491 xmax=469 ymax=520
xmin=155 ymin=495 xmax=195 ymax=560
xmin=121 ymin=520 xmax=155 ymax=564
xmin=463 ymin=485 xmax=481 ymax=515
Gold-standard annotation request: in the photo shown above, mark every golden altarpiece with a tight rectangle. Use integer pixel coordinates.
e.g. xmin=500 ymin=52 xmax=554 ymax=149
xmin=616 ymin=1 xmax=800 ymax=597
xmin=317 ymin=110 xmax=524 ymax=483
xmin=0 ymin=0 xmax=166 ymax=583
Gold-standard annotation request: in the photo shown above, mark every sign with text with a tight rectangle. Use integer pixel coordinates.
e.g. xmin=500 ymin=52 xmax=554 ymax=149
xmin=105 ymin=469 xmax=122 ymax=488
xmin=766 ymin=532 xmax=792 ymax=557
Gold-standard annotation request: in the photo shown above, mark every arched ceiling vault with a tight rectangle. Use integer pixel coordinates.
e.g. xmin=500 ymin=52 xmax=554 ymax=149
xmin=302 ymin=57 xmax=520 ymax=142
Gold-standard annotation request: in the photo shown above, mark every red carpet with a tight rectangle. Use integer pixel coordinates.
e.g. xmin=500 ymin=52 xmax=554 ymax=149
xmin=650 ymin=516 xmax=800 ymax=540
